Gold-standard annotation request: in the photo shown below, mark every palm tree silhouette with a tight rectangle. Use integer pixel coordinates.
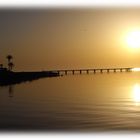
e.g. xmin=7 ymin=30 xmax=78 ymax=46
xmin=6 ymin=55 xmax=13 ymax=70
xmin=6 ymin=55 xmax=13 ymax=63
xmin=8 ymin=62 xmax=14 ymax=71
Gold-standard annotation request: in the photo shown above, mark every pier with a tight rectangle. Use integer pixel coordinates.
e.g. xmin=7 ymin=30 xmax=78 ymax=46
xmin=53 ymin=68 xmax=132 ymax=75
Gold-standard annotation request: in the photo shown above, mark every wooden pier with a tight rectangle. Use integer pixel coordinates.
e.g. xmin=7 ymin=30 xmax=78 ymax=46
xmin=52 ymin=68 xmax=133 ymax=75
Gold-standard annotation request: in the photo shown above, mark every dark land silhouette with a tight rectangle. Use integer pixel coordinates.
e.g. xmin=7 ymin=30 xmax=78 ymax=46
xmin=0 ymin=70 xmax=59 ymax=86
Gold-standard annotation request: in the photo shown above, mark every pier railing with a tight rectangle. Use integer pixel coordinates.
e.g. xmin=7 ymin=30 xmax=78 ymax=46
xmin=51 ymin=68 xmax=133 ymax=75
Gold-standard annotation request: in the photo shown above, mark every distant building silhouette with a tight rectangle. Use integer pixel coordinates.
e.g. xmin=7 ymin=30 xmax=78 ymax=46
xmin=0 ymin=63 xmax=7 ymax=72
xmin=0 ymin=64 xmax=3 ymax=68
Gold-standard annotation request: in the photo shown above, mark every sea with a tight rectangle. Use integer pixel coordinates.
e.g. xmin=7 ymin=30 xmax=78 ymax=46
xmin=1 ymin=71 xmax=140 ymax=132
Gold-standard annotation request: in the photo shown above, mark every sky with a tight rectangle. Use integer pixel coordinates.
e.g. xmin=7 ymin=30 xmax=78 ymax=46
xmin=1 ymin=8 xmax=140 ymax=71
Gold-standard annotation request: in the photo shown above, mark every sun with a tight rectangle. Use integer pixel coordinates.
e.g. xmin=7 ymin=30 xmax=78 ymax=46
xmin=126 ymin=29 xmax=140 ymax=48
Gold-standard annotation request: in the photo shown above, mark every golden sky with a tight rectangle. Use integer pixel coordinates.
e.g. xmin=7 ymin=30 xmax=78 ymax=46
xmin=1 ymin=8 xmax=140 ymax=71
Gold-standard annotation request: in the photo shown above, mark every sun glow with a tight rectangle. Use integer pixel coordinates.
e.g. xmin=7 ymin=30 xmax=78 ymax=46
xmin=132 ymin=68 xmax=140 ymax=72
xmin=126 ymin=30 xmax=140 ymax=48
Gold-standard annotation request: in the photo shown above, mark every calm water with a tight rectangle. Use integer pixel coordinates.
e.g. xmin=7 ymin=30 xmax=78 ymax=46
xmin=1 ymin=72 xmax=140 ymax=131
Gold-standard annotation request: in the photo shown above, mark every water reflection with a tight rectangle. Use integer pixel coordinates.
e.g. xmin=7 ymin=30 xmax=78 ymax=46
xmin=1 ymin=73 xmax=140 ymax=131
xmin=132 ymin=84 xmax=140 ymax=105
xmin=8 ymin=85 xmax=14 ymax=98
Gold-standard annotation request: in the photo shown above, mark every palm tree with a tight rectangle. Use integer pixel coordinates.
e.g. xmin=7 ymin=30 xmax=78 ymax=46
xmin=8 ymin=62 xmax=14 ymax=71
xmin=6 ymin=55 xmax=13 ymax=70
xmin=6 ymin=55 xmax=13 ymax=63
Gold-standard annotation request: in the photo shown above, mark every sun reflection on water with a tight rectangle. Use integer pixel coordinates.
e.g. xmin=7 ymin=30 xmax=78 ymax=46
xmin=133 ymin=84 xmax=140 ymax=105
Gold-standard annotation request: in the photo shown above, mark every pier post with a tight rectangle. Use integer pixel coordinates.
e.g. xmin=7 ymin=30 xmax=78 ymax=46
xmin=126 ymin=68 xmax=131 ymax=72
xmin=120 ymin=69 xmax=122 ymax=72
xmin=80 ymin=70 xmax=82 ymax=74
xmin=100 ymin=69 xmax=103 ymax=73
xmin=57 ymin=71 xmax=60 ymax=75
xmin=72 ymin=70 xmax=74 ymax=75
xmin=87 ymin=70 xmax=89 ymax=74
xmin=107 ymin=69 xmax=109 ymax=73
xmin=65 ymin=70 xmax=67 ymax=75
xmin=114 ymin=69 xmax=116 ymax=72
xmin=94 ymin=69 xmax=96 ymax=73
